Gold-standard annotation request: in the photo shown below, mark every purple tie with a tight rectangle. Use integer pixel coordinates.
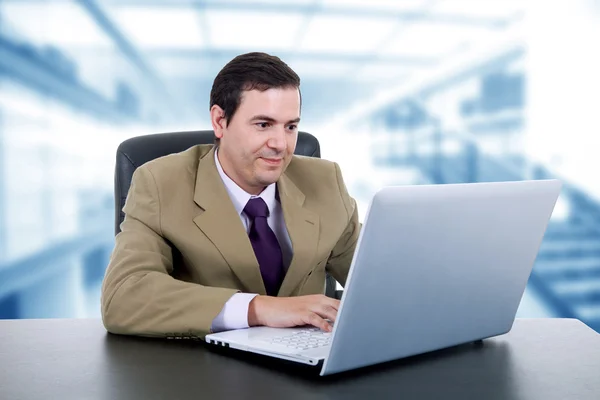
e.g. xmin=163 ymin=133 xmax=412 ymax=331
xmin=244 ymin=197 xmax=284 ymax=296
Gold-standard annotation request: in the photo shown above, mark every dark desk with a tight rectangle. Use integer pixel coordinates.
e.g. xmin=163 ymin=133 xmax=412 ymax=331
xmin=0 ymin=319 xmax=599 ymax=399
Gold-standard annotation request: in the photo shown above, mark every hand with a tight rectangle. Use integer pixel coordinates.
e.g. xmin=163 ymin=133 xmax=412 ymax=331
xmin=248 ymin=295 xmax=340 ymax=332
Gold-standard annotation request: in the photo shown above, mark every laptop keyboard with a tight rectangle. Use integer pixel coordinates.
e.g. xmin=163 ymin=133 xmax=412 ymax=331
xmin=265 ymin=327 xmax=332 ymax=351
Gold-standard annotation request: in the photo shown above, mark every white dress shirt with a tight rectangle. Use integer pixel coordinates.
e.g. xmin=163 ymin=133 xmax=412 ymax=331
xmin=211 ymin=148 xmax=293 ymax=332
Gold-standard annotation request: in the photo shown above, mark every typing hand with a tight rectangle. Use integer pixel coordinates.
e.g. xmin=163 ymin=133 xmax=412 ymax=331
xmin=248 ymin=295 xmax=339 ymax=332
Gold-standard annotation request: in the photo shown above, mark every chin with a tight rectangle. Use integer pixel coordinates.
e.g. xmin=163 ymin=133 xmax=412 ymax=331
xmin=256 ymin=171 xmax=282 ymax=186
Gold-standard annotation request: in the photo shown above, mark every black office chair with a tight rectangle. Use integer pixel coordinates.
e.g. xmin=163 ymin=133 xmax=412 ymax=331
xmin=114 ymin=130 xmax=339 ymax=298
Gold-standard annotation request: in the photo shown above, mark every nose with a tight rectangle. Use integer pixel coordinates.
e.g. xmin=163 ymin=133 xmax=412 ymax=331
xmin=267 ymin=127 xmax=287 ymax=152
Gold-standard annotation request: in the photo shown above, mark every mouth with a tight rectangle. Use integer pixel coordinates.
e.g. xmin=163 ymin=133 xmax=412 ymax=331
xmin=260 ymin=157 xmax=283 ymax=166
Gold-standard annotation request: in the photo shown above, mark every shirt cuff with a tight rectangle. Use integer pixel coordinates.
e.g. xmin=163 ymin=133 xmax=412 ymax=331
xmin=211 ymin=292 xmax=259 ymax=333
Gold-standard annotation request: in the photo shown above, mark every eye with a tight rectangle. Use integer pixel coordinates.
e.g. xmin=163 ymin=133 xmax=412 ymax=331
xmin=287 ymin=124 xmax=298 ymax=131
xmin=256 ymin=122 xmax=270 ymax=129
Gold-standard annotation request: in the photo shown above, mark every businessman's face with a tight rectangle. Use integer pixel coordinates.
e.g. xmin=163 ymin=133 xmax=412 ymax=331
xmin=211 ymin=87 xmax=300 ymax=195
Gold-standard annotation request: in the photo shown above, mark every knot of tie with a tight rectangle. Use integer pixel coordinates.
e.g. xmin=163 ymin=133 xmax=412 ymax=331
xmin=244 ymin=197 xmax=269 ymax=219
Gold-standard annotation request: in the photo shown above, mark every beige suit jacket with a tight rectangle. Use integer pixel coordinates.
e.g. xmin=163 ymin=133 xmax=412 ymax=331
xmin=101 ymin=144 xmax=360 ymax=339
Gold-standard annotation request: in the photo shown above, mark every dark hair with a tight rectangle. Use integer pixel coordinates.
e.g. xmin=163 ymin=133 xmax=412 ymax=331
xmin=210 ymin=52 xmax=301 ymax=145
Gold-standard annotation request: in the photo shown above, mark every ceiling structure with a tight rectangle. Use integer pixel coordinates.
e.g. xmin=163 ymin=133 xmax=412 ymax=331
xmin=0 ymin=0 xmax=525 ymax=126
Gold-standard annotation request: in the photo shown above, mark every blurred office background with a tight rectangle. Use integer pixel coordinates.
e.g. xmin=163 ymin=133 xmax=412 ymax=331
xmin=1 ymin=0 xmax=599 ymax=333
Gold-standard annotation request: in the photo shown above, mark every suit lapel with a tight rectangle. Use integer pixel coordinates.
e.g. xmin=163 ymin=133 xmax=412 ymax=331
xmin=192 ymin=147 xmax=267 ymax=295
xmin=277 ymin=173 xmax=320 ymax=297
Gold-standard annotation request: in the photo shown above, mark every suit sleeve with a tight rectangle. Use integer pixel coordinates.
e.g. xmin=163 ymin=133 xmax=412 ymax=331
xmin=101 ymin=165 xmax=238 ymax=339
xmin=325 ymin=162 xmax=362 ymax=287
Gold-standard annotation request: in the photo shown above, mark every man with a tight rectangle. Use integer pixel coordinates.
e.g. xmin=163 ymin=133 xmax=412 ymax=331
xmin=101 ymin=52 xmax=360 ymax=339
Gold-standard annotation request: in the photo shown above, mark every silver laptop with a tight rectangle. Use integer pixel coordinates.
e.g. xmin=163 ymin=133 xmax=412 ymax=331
xmin=205 ymin=179 xmax=562 ymax=376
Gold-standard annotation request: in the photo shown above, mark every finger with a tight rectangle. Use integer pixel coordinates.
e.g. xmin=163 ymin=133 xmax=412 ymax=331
xmin=314 ymin=295 xmax=340 ymax=310
xmin=313 ymin=304 xmax=338 ymax=322
xmin=326 ymin=298 xmax=341 ymax=310
xmin=306 ymin=312 xmax=332 ymax=332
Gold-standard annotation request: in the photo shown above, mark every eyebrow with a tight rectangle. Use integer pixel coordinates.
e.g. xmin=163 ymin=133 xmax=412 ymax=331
xmin=250 ymin=115 xmax=301 ymax=124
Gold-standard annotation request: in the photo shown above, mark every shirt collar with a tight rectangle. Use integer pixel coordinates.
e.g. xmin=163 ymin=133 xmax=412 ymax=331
xmin=214 ymin=147 xmax=277 ymax=216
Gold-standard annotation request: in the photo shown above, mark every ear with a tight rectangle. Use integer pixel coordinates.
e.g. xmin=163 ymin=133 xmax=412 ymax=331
xmin=210 ymin=105 xmax=226 ymax=139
